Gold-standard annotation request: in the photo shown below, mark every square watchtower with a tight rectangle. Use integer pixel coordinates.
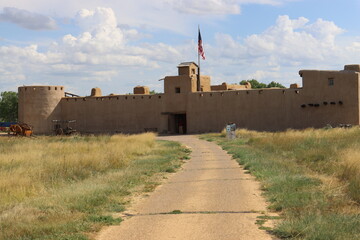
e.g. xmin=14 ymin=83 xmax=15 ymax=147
xmin=178 ymin=62 xmax=198 ymax=76
xmin=164 ymin=62 xmax=210 ymax=95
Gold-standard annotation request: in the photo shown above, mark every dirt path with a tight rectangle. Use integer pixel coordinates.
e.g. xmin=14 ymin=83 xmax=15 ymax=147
xmin=97 ymin=135 xmax=275 ymax=240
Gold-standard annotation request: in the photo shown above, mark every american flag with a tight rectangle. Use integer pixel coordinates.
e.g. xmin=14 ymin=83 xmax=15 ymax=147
xmin=198 ymin=29 xmax=205 ymax=60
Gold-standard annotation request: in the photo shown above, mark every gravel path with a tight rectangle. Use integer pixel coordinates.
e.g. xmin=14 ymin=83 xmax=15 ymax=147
xmin=97 ymin=135 xmax=275 ymax=240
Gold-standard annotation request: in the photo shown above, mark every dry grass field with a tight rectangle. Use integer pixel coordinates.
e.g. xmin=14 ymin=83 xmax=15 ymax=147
xmin=234 ymin=128 xmax=360 ymax=203
xmin=0 ymin=133 xmax=189 ymax=240
xmin=202 ymin=127 xmax=360 ymax=240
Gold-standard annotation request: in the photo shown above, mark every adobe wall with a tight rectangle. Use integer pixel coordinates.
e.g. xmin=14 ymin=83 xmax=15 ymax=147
xmin=211 ymin=82 xmax=250 ymax=91
xmin=187 ymin=70 xmax=360 ymax=133
xmin=18 ymin=64 xmax=360 ymax=135
xmin=163 ymin=75 xmax=210 ymax=113
xmin=18 ymin=86 xmax=64 ymax=134
xmin=186 ymin=89 xmax=300 ymax=132
xmin=60 ymin=94 xmax=166 ymax=134
xmin=134 ymin=86 xmax=150 ymax=94
xmin=298 ymin=70 xmax=359 ymax=128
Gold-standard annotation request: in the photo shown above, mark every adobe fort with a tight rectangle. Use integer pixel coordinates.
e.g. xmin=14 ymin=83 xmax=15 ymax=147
xmin=18 ymin=62 xmax=360 ymax=135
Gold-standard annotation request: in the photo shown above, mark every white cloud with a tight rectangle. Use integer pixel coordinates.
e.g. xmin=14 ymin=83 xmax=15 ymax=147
xmin=0 ymin=7 xmax=57 ymax=30
xmin=1 ymin=9 xmax=360 ymax=95
xmin=248 ymin=15 xmax=345 ymax=62
xmin=173 ymin=0 xmax=241 ymax=15
xmin=0 ymin=45 xmax=49 ymax=64
xmin=205 ymin=15 xmax=359 ymax=86
xmin=303 ymin=18 xmax=344 ymax=46
xmin=0 ymin=7 xmax=186 ymax=94
xmin=210 ymin=15 xmax=346 ymax=64
xmin=52 ymin=8 xmax=165 ymax=67
xmin=172 ymin=0 xmax=298 ymax=15
xmin=246 ymin=70 xmax=282 ymax=81
xmin=0 ymin=0 xmax=299 ymax=34
xmin=237 ymin=0 xmax=298 ymax=5
xmin=75 ymin=8 xmax=118 ymax=33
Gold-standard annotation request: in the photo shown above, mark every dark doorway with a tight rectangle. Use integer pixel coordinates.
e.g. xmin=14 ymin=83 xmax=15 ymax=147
xmin=175 ymin=114 xmax=187 ymax=134
xmin=168 ymin=114 xmax=187 ymax=134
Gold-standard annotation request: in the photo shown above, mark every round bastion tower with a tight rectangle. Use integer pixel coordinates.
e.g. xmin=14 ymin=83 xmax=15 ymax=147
xmin=18 ymin=86 xmax=64 ymax=134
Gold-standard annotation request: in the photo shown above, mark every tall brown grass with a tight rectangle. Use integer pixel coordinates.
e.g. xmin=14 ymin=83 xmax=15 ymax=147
xmin=340 ymin=149 xmax=360 ymax=202
xmin=235 ymin=127 xmax=360 ymax=203
xmin=0 ymin=133 xmax=155 ymax=208
xmin=0 ymin=133 xmax=188 ymax=239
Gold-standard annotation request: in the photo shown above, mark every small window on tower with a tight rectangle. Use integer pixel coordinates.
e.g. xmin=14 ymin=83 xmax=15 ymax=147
xmin=328 ymin=78 xmax=334 ymax=86
xmin=175 ymin=87 xmax=181 ymax=93
xmin=191 ymin=69 xmax=195 ymax=75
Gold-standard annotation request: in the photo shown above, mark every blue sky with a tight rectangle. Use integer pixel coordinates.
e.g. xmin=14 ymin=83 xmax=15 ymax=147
xmin=0 ymin=0 xmax=360 ymax=95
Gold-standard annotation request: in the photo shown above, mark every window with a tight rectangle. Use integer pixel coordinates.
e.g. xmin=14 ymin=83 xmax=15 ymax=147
xmin=328 ymin=78 xmax=334 ymax=86
xmin=191 ymin=68 xmax=195 ymax=74
xmin=175 ymin=87 xmax=181 ymax=93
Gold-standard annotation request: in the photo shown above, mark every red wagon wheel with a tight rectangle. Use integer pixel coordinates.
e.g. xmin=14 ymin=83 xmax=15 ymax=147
xmin=10 ymin=124 xmax=22 ymax=135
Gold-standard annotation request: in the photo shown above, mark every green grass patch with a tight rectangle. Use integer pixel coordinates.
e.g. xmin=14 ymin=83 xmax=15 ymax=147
xmin=88 ymin=215 xmax=122 ymax=225
xmin=170 ymin=210 xmax=183 ymax=214
xmin=201 ymin=128 xmax=360 ymax=240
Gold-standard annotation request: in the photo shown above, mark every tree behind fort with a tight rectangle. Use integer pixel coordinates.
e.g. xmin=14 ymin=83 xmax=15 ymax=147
xmin=0 ymin=91 xmax=18 ymax=122
xmin=240 ymin=79 xmax=285 ymax=89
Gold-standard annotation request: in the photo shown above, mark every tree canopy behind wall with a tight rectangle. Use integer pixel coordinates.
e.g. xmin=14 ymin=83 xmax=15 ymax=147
xmin=0 ymin=91 xmax=18 ymax=122
xmin=240 ymin=79 xmax=285 ymax=89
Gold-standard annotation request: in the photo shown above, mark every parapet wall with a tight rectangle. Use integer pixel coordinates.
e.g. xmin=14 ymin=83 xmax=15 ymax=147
xmin=211 ymin=82 xmax=250 ymax=91
xmin=60 ymin=94 xmax=166 ymax=134
xmin=187 ymin=89 xmax=302 ymax=132
xmin=186 ymin=78 xmax=359 ymax=133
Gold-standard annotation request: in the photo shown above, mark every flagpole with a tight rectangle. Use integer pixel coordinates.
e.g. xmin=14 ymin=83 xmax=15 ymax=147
xmin=197 ymin=25 xmax=201 ymax=92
